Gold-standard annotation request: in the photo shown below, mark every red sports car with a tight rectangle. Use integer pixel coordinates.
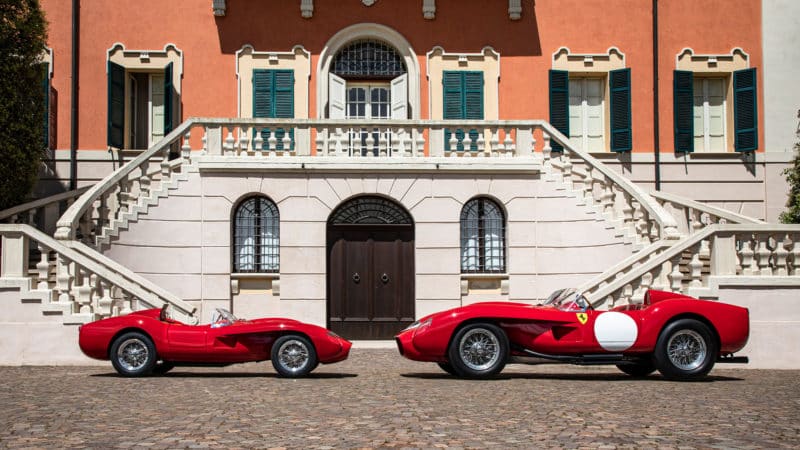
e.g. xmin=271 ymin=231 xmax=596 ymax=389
xmin=396 ymin=289 xmax=749 ymax=380
xmin=79 ymin=305 xmax=352 ymax=377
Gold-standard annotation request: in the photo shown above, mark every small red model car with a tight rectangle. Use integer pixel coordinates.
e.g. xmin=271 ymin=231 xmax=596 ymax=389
xmin=79 ymin=306 xmax=352 ymax=377
xmin=396 ymin=289 xmax=749 ymax=380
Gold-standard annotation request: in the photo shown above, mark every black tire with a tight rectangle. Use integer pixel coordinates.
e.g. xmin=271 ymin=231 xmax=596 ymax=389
xmin=271 ymin=335 xmax=318 ymax=378
xmin=109 ymin=331 xmax=157 ymax=377
xmin=447 ymin=323 xmax=509 ymax=379
xmin=152 ymin=361 xmax=175 ymax=375
xmin=654 ymin=319 xmax=718 ymax=381
xmin=437 ymin=361 xmax=460 ymax=376
xmin=616 ymin=361 xmax=656 ymax=377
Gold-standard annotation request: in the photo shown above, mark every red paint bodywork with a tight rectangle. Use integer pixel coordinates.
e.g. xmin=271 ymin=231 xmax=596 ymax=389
xmin=396 ymin=290 xmax=749 ymax=363
xmin=79 ymin=309 xmax=351 ymax=366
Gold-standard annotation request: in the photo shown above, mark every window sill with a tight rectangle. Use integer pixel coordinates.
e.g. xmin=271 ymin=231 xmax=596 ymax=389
xmin=460 ymin=273 xmax=509 ymax=296
xmin=230 ymin=273 xmax=280 ymax=296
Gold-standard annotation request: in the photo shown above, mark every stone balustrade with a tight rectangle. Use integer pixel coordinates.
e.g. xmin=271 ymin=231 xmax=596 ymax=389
xmin=0 ymin=224 xmax=197 ymax=323
xmin=584 ymin=224 xmax=800 ymax=308
xmin=55 ymin=118 xmax=679 ymax=254
xmin=651 ymin=190 xmax=764 ymax=236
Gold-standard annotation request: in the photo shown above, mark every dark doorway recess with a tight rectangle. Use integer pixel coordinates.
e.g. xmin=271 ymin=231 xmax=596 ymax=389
xmin=327 ymin=196 xmax=415 ymax=340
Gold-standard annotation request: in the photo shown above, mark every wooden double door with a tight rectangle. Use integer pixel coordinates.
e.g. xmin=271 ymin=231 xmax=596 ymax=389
xmin=327 ymin=225 xmax=415 ymax=340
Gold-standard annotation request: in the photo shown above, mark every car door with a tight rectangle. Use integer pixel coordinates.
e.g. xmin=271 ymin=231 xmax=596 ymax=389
xmin=164 ymin=324 xmax=209 ymax=361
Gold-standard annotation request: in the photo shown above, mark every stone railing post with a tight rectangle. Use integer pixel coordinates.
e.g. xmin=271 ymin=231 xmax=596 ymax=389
xmin=429 ymin=127 xmax=444 ymax=157
xmin=0 ymin=231 xmax=28 ymax=278
xmin=710 ymin=232 xmax=737 ymax=276
xmin=205 ymin=126 xmax=223 ymax=155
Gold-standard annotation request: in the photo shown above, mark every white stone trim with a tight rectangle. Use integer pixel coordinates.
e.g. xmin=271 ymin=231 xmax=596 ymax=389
xmin=675 ymin=47 xmax=750 ymax=71
xmin=316 ymin=23 xmax=421 ymax=119
xmin=235 ymin=44 xmax=311 ymax=119
xmin=106 ymin=43 xmax=184 ymax=83
xmin=551 ymin=47 xmax=626 ymax=70
xmin=41 ymin=47 xmax=53 ymax=77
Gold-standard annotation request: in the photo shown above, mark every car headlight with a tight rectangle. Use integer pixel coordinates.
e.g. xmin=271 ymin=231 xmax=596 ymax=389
xmin=402 ymin=318 xmax=432 ymax=332
xmin=327 ymin=330 xmax=343 ymax=339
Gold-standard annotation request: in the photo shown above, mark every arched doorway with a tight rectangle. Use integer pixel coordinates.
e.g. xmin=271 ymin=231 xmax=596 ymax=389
xmin=327 ymin=196 xmax=415 ymax=340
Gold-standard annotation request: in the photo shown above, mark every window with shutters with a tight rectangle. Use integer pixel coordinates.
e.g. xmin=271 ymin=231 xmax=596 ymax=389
xmin=673 ymin=48 xmax=756 ymax=153
xmin=443 ymin=70 xmax=484 ymax=152
xmin=233 ymin=196 xmax=280 ymax=273
xmin=106 ymin=44 xmax=181 ymax=151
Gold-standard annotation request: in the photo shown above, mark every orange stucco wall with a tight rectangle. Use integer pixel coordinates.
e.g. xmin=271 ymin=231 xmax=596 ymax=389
xmin=40 ymin=0 xmax=763 ymax=153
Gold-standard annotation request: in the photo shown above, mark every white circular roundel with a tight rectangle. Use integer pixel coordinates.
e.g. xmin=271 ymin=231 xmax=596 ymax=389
xmin=593 ymin=312 xmax=638 ymax=352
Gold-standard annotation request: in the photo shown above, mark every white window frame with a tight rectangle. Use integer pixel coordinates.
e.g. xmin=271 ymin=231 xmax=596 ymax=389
xmin=569 ymin=76 xmax=606 ymax=152
xmin=694 ymin=77 xmax=728 ymax=153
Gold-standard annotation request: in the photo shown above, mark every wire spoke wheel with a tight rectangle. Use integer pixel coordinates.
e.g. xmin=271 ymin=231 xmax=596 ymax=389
xmin=458 ymin=328 xmax=500 ymax=371
xmin=271 ymin=335 xmax=318 ymax=378
xmin=666 ymin=329 xmax=707 ymax=371
xmin=277 ymin=340 xmax=310 ymax=372
xmin=117 ymin=338 xmax=149 ymax=371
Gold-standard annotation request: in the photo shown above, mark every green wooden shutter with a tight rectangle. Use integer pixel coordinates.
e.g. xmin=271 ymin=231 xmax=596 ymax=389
xmin=609 ymin=68 xmax=632 ymax=152
xmin=673 ymin=70 xmax=694 ymax=153
xmin=163 ymin=62 xmax=174 ymax=135
xmin=42 ymin=63 xmax=50 ymax=150
xmin=252 ymin=69 xmax=294 ymax=151
xmin=107 ymin=61 xmax=125 ymax=148
xmin=734 ymin=68 xmax=758 ymax=152
xmin=443 ymin=71 xmax=482 ymax=151
xmin=549 ymin=70 xmax=569 ymax=152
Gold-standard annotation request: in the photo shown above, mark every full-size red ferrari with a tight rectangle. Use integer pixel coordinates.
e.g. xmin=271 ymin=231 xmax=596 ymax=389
xmin=79 ymin=306 xmax=352 ymax=377
xmin=396 ymin=289 xmax=749 ymax=380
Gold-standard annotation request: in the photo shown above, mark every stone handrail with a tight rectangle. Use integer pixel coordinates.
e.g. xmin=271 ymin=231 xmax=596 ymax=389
xmin=584 ymin=224 xmax=800 ymax=308
xmin=0 ymin=187 xmax=91 ymax=236
xmin=577 ymin=240 xmax=673 ymax=298
xmin=55 ymin=117 xmax=679 ymax=252
xmin=0 ymin=223 xmax=197 ymax=323
xmin=537 ymin=122 xmax=680 ymax=243
xmin=650 ymin=190 xmax=765 ymax=237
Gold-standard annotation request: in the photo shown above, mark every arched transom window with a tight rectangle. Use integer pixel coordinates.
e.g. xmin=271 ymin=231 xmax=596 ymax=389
xmin=329 ymin=196 xmax=412 ymax=225
xmin=233 ymin=196 xmax=280 ymax=273
xmin=332 ymin=39 xmax=406 ymax=80
xmin=460 ymin=198 xmax=505 ymax=273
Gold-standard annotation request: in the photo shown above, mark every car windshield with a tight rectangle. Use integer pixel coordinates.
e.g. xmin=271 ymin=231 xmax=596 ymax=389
xmin=542 ymin=288 xmax=591 ymax=312
xmin=210 ymin=308 xmax=239 ymax=328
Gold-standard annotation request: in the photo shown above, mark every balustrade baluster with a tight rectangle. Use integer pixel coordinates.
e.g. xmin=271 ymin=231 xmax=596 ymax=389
xmin=562 ymin=156 xmax=574 ymax=191
xmin=75 ymin=268 xmax=93 ymax=314
xmin=462 ymin=133 xmax=473 ymax=157
xmin=237 ymin=127 xmax=248 ymax=155
xmin=55 ymin=255 xmax=73 ymax=304
xmin=756 ymin=236 xmax=772 ymax=276
xmin=542 ymin=133 xmax=552 ymax=173
xmin=738 ymin=235 xmax=756 ymax=275
xmin=120 ymin=292 xmax=134 ymax=316
xmin=620 ymin=191 xmax=635 ymax=237
xmin=414 ymin=129 xmax=425 ymax=157
xmin=339 ymin=128 xmax=350 ymax=157
xmin=201 ymin=130 xmax=208 ymax=155
xmin=314 ymin=127 xmax=325 ymax=156
xmin=582 ymin=162 xmax=594 ymax=206
xmin=97 ymin=279 xmax=113 ymax=317
xmin=503 ymin=128 xmax=514 ymax=156
xmin=36 ymin=243 xmax=50 ymax=291
xmin=448 ymin=131 xmax=458 ymax=156
xmin=788 ymin=235 xmax=800 ymax=276
xmin=476 ymin=132 xmax=486 ymax=155
xmin=181 ymin=130 xmax=192 ymax=161
xmin=268 ymin=132 xmax=278 ymax=154
xmin=97 ymin=195 xmax=108 ymax=233
xmin=490 ymin=128 xmax=500 ymax=157
xmin=651 ymin=260 xmax=669 ymax=291
xmin=668 ymin=254 xmax=684 ymax=293
xmin=633 ymin=272 xmax=653 ymax=304
xmin=600 ymin=177 xmax=615 ymax=219
xmin=224 ymin=128 xmax=235 ymax=155
xmin=138 ymin=159 xmax=151 ymax=202
xmin=282 ymin=132 xmax=292 ymax=155
xmin=774 ymin=234 xmax=790 ymax=276
xmin=688 ymin=243 xmax=704 ymax=288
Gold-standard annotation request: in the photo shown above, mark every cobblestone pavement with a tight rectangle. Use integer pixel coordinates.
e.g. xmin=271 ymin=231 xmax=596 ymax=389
xmin=1 ymin=349 xmax=798 ymax=449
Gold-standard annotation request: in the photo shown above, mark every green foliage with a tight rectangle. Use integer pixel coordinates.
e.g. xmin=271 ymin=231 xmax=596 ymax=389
xmin=779 ymin=131 xmax=800 ymax=224
xmin=0 ymin=0 xmax=48 ymax=210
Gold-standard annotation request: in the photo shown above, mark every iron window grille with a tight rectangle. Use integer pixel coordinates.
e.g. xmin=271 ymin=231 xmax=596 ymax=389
xmin=332 ymin=40 xmax=406 ymax=80
xmin=460 ymin=198 xmax=506 ymax=273
xmin=233 ymin=197 xmax=280 ymax=273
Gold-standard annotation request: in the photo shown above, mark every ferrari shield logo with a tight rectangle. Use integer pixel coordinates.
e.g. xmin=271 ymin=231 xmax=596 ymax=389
xmin=576 ymin=313 xmax=588 ymax=324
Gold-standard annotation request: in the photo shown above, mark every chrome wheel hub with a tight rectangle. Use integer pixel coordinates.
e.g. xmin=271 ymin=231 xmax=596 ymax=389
xmin=117 ymin=339 xmax=149 ymax=371
xmin=667 ymin=329 xmax=707 ymax=371
xmin=278 ymin=340 xmax=309 ymax=373
xmin=459 ymin=328 xmax=500 ymax=371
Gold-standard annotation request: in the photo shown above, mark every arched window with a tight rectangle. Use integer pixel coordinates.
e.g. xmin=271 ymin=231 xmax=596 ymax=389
xmin=233 ymin=197 xmax=279 ymax=273
xmin=332 ymin=40 xmax=406 ymax=80
xmin=460 ymin=198 xmax=505 ymax=273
